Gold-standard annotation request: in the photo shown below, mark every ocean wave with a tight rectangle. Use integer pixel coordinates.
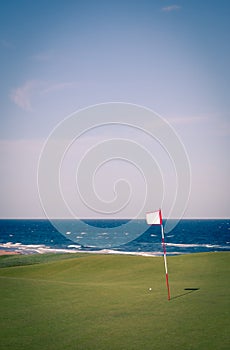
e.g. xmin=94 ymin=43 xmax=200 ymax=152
xmin=0 ymin=242 xmax=163 ymax=257
xmin=68 ymin=244 xmax=82 ymax=249
xmin=1 ymin=240 xmax=229 ymax=256
xmin=0 ymin=242 xmax=79 ymax=255
xmin=166 ymin=242 xmax=229 ymax=249
xmin=85 ymin=249 xmax=163 ymax=257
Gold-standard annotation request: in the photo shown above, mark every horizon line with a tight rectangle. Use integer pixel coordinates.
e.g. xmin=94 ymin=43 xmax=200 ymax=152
xmin=0 ymin=216 xmax=229 ymax=220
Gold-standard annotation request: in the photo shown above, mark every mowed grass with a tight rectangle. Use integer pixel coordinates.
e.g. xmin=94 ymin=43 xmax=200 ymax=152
xmin=0 ymin=252 xmax=229 ymax=350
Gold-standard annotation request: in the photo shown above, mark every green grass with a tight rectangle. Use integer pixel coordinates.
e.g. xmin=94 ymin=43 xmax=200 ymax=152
xmin=0 ymin=252 xmax=83 ymax=268
xmin=0 ymin=252 xmax=229 ymax=350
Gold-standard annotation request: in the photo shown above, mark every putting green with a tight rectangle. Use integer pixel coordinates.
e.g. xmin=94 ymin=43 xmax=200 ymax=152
xmin=0 ymin=252 xmax=229 ymax=349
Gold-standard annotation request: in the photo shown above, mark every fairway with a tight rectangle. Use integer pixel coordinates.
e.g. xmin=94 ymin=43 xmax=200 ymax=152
xmin=0 ymin=252 xmax=229 ymax=350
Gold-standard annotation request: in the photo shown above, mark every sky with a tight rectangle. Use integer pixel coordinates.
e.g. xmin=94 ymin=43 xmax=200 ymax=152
xmin=0 ymin=0 xmax=230 ymax=219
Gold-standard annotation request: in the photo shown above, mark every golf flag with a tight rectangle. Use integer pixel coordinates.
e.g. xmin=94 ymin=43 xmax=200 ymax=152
xmin=146 ymin=209 xmax=162 ymax=225
xmin=146 ymin=209 xmax=171 ymax=300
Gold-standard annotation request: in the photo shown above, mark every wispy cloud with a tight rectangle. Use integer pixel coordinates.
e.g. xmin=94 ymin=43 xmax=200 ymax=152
xmin=10 ymin=80 xmax=43 ymax=111
xmin=10 ymin=80 xmax=76 ymax=111
xmin=161 ymin=5 xmax=181 ymax=12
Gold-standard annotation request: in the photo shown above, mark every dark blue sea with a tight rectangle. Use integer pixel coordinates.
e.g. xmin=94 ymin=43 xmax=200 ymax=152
xmin=0 ymin=219 xmax=229 ymax=256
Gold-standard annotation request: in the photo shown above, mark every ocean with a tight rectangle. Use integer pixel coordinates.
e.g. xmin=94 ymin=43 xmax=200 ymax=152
xmin=0 ymin=219 xmax=229 ymax=256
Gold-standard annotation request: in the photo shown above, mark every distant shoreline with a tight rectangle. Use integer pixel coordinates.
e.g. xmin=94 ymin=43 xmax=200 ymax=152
xmin=0 ymin=250 xmax=21 ymax=256
xmin=0 ymin=247 xmax=162 ymax=257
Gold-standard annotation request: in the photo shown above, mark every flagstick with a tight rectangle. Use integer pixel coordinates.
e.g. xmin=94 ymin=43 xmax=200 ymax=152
xmin=161 ymin=224 xmax=171 ymax=300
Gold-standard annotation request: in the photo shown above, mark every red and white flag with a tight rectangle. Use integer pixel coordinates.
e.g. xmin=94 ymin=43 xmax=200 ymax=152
xmin=146 ymin=209 xmax=170 ymax=300
xmin=146 ymin=209 xmax=162 ymax=225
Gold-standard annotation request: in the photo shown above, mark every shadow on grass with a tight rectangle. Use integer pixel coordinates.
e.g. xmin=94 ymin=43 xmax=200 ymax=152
xmin=171 ymin=288 xmax=200 ymax=300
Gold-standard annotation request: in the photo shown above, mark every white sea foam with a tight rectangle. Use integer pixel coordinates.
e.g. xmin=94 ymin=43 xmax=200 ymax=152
xmin=91 ymin=249 xmax=162 ymax=257
xmin=1 ymin=241 xmax=228 ymax=257
xmin=0 ymin=243 xmax=162 ymax=257
xmin=166 ymin=242 xmax=229 ymax=249
xmin=0 ymin=242 xmax=79 ymax=254
xmin=68 ymin=244 xmax=81 ymax=249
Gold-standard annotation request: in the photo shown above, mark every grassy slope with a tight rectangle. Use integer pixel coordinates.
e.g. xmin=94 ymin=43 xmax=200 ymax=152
xmin=0 ymin=252 xmax=83 ymax=268
xmin=0 ymin=252 xmax=229 ymax=350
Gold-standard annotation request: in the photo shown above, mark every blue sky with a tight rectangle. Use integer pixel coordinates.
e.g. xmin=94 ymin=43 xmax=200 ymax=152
xmin=0 ymin=0 xmax=229 ymax=218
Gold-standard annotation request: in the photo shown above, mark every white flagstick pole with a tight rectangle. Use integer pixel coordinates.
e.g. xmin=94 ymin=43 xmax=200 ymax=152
xmin=161 ymin=223 xmax=171 ymax=301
